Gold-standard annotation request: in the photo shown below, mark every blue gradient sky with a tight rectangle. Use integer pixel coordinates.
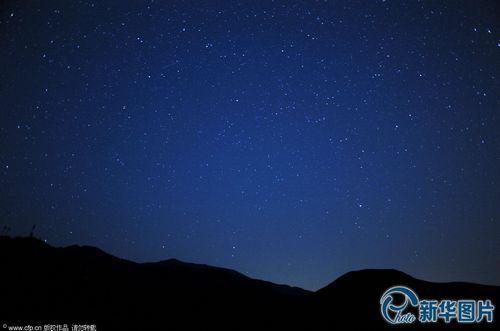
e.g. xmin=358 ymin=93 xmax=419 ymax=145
xmin=1 ymin=0 xmax=499 ymax=290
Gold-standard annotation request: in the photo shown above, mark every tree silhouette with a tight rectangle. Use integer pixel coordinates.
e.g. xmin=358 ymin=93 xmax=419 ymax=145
xmin=30 ymin=224 xmax=36 ymax=238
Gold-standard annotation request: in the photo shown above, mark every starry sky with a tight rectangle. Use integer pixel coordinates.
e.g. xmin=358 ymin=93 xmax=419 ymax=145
xmin=1 ymin=0 xmax=499 ymax=290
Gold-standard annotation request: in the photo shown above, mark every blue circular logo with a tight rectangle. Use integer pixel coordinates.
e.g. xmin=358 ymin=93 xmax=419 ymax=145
xmin=380 ymin=286 xmax=419 ymax=324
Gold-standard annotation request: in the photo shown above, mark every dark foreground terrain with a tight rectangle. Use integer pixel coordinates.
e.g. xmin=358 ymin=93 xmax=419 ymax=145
xmin=0 ymin=236 xmax=498 ymax=330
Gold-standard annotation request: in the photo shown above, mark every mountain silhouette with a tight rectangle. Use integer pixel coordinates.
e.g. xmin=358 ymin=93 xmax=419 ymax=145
xmin=0 ymin=236 xmax=498 ymax=330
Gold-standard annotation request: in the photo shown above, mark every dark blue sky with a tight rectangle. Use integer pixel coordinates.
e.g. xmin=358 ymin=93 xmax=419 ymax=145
xmin=1 ymin=0 xmax=499 ymax=290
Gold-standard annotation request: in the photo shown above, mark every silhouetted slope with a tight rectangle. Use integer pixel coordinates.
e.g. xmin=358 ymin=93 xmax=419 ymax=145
xmin=0 ymin=236 xmax=309 ymax=329
xmin=314 ymin=269 xmax=500 ymax=330
xmin=0 ymin=236 xmax=498 ymax=330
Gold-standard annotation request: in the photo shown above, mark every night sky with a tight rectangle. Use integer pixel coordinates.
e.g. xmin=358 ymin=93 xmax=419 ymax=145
xmin=1 ymin=0 xmax=499 ymax=290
